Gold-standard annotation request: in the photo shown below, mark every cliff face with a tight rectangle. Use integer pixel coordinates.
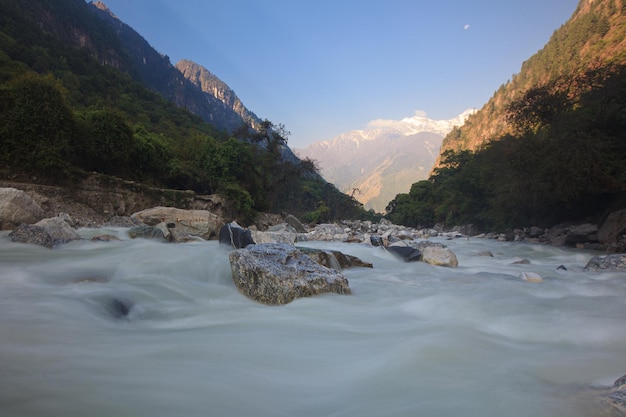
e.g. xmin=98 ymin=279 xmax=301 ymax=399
xmin=87 ymin=2 xmax=253 ymax=133
xmin=439 ymin=0 xmax=626 ymax=157
xmin=175 ymin=60 xmax=261 ymax=130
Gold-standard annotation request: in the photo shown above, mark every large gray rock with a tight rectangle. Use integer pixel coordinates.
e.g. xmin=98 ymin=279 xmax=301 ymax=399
xmin=599 ymin=209 xmax=626 ymax=244
xmin=131 ymin=206 xmax=224 ymax=241
xmin=284 ymin=214 xmax=307 ymax=233
xmin=584 ymin=254 xmax=626 ymax=271
xmin=9 ymin=215 xmax=81 ymax=248
xmin=387 ymin=240 xmax=458 ymax=267
xmin=229 ymin=243 xmax=351 ymax=305
xmin=0 ymin=187 xmax=45 ymax=230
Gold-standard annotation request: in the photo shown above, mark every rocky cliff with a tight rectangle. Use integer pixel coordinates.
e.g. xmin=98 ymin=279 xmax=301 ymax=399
xmin=88 ymin=1 xmax=257 ymax=133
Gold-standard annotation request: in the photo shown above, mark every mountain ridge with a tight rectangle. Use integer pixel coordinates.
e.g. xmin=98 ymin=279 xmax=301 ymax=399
xmin=296 ymin=110 xmax=474 ymax=212
xmin=439 ymin=0 xmax=626 ymax=157
xmin=88 ymin=1 xmax=258 ymax=133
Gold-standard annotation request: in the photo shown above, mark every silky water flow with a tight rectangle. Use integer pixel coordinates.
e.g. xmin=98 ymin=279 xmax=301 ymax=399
xmin=0 ymin=228 xmax=625 ymax=417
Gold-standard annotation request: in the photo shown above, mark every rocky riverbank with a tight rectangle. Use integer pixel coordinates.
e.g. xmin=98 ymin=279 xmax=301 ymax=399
xmin=2 ymin=178 xmax=626 ymax=253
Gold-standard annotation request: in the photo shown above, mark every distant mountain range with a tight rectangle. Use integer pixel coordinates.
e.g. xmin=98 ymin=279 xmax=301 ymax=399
xmin=295 ymin=110 xmax=474 ymax=212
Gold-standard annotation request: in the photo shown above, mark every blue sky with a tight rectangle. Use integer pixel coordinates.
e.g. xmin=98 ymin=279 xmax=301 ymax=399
xmin=97 ymin=0 xmax=579 ymax=148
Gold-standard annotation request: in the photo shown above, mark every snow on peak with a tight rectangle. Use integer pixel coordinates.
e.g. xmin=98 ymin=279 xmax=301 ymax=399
xmin=367 ymin=109 xmax=476 ymax=137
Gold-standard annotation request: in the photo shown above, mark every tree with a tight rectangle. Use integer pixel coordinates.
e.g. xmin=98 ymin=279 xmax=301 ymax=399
xmin=0 ymin=72 xmax=75 ymax=177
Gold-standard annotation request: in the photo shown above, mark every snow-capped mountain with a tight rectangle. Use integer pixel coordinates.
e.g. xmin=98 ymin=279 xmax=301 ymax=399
xmin=295 ymin=109 xmax=475 ymax=213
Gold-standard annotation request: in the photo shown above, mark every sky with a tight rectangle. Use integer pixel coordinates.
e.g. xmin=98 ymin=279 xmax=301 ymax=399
xmin=96 ymin=0 xmax=579 ymax=148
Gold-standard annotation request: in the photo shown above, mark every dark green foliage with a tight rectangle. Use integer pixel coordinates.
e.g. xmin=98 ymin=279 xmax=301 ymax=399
xmin=388 ymin=64 xmax=626 ymax=231
xmin=75 ymin=109 xmax=134 ymax=176
xmin=0 ymin=73 xmax=74 ymax=177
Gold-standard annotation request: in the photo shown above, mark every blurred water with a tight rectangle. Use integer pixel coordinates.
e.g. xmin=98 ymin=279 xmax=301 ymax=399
xmin=0 ymin=230 xmax=625 ymax=417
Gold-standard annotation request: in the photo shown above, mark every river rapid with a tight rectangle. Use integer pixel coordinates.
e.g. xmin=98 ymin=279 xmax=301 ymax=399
xmin=0 ymin=228 xmax=625 ymax=417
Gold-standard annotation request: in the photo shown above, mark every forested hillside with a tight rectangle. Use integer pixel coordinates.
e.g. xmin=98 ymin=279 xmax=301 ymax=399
xmin=388 ymin=0 xmax=626 ymax=231
xmin=0 ymin=0 xmax=368 ymax=223
xmin=439 ymin=0 xmax=626 ymax=155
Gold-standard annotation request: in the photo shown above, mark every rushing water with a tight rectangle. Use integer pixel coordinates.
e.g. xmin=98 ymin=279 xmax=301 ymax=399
xmin=1 ymin=228 xmax=625 ymax=417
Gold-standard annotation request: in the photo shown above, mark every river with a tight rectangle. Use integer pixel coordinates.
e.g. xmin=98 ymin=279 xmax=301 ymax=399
xmin=0 ymin=228 xmax=625 ymax=417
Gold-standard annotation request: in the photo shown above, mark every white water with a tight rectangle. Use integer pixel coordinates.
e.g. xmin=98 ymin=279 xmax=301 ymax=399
xmin=1 ymin=229 xmax=625 ymax=417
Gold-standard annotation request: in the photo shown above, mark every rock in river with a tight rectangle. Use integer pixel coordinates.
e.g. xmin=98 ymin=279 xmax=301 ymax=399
xmin=229 ymin=243 xmax=351 ymax=305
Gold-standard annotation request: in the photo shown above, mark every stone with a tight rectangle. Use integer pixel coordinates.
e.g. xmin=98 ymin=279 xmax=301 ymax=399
xmin=128 ymin=224 xmax=170 ymax=242
xmin=584 ymin=254 xmax=626 ymax=272
xmin=413 ymin=241 xmax=458 ymax=267
xmin=103 ymin=216 xmax=143 ymax=228
xmin=565 ymin=223 xmax=599 ymax=246
xmin=370 ymin=235 xmax=385 ymax=247
xmin=511 ymin=258 xmax=531 ymax=265
xmin=387 ymin=243 xmax=421 ymax=262
xmin=519 ymin=272 xmax=543 ymax=282
xmin=298 ymin=247 xmax=373 ymax=270
xmin=477 ymin=251 xmax=494 ymax=257
xmin=606 ymin=374 xmax=626 ymax=414
xmin=284 ymin=214 xmax=307 ymax=233
xmin=0 ymin=187 xmax=45 ymax=230
xmin=251 ymin=230 xmax=296 ymax=245
xmin=219 ymin=222 xmax=255 ymax=249
xmin=229 ymin=243 xmax=351 ymax=305
xmin=9 ymin=215 xmax=81 ymax=248
xmin=528 ymin=226 xmax=544 ymax=238
xmin=599 ymin=209 xmax=626 ymax=244
xmin=131 ymin=206 xmax=224 ymax=241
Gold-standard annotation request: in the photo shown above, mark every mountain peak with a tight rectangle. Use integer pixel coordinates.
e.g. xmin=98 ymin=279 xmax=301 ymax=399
xmin=90 ymin=1 xmax=115 ymax=18
xmin=296 ymin=109 xmax=474 ymax=212
xmin=366 ymin=109 xmax=477 ymax=137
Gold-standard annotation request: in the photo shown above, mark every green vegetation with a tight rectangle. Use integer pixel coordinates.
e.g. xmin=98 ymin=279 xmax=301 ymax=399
xmin=0 ymin=0 xmax=369 ymax=223
xmin=387 ymin=65 xmax=626 ymax=231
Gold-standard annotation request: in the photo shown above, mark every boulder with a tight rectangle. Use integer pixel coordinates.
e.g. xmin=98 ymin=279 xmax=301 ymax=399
xmin=228 ymin=243 xmax=351 ymax=305
xmin=598 ymin=209 xmax=626 ymax=244
xmin=386 ymin=240 xmax=458 ymax=267
xmin=131 ymin=206 xmax=224 ymax=241
xmin=284 ymin=214 xmax=307 ymax=233
xmin=128 ymin=224 xmax=170 ymax=242
xmin=0 ymin=187 xmax=45 ymax=230
xmin=584 ymin=254 xmax=626 ymax=271
xmin=251 ymin=230 xmax=296 ymax=245
xmin=9 ymin=215 xmax=81 ymax=248
xmin=564 ymin=223 xmax=598 ymax=246
xmin=413 ymin=241 xmax=459 ymax=267
xmin=219 ymin=222 xmax=255 ymax=249
xmin=387 ymin=242 xmax=421 ymax=262
xmin=298 ymin=247 xmax=373 ymax=270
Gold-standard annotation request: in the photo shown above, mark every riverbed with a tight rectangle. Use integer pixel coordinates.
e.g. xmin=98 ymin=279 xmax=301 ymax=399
xmin=0 ymin=228 xmax=624 ymax=416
